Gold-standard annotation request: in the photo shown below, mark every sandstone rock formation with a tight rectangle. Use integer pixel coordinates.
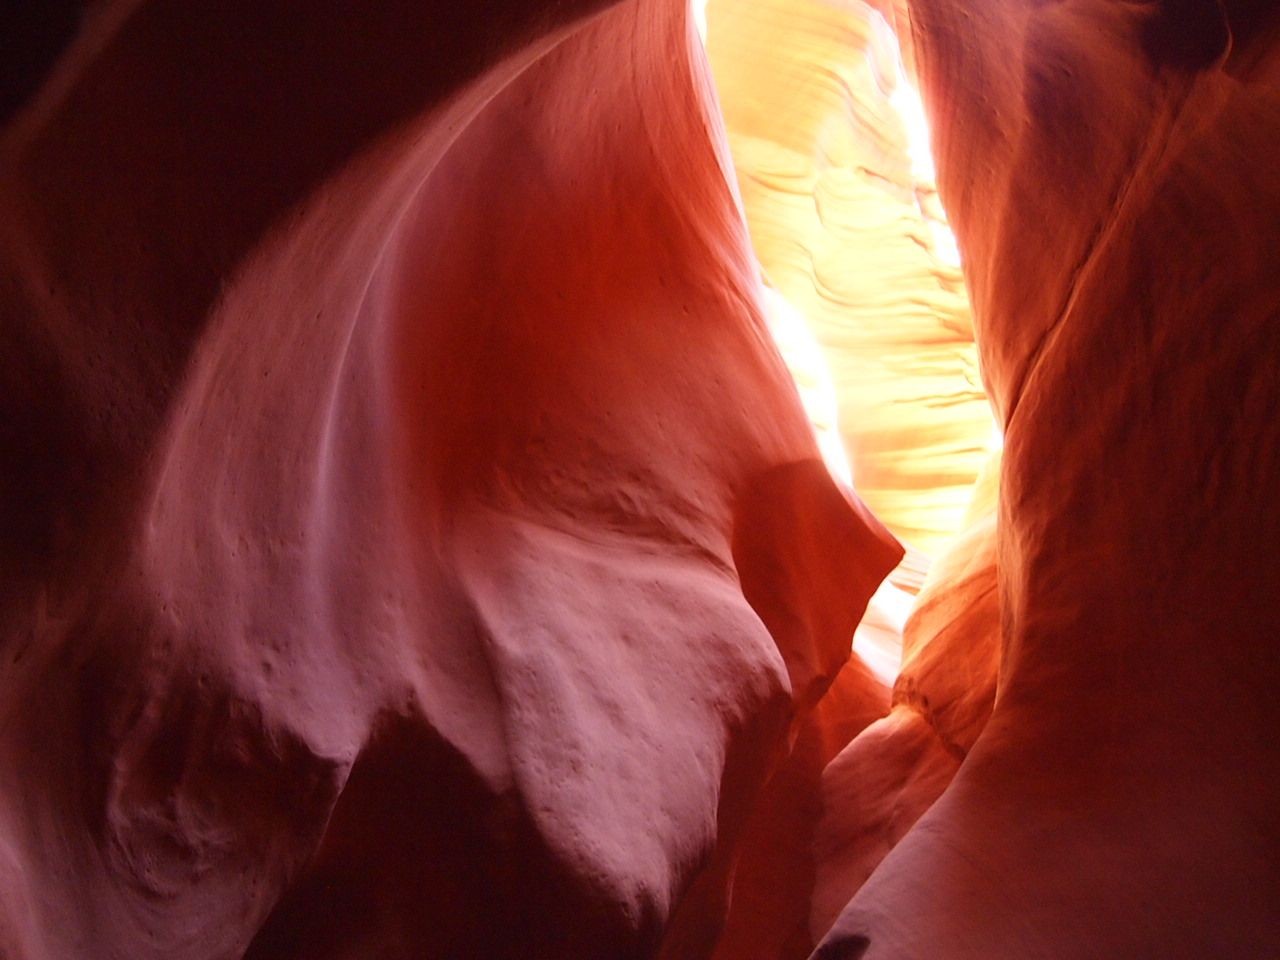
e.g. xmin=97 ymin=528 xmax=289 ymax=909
xmin=4 ymin=0 xmax=1280 ymax=958
xmin=814 ymin=0 xmax=1280 ymax=956
xmin=0 ymin=3 xmax=901 ymax=958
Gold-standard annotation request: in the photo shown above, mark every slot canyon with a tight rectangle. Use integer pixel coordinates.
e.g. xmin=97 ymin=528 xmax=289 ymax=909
xmin=0 ymin=0 xmax=1277 ymax=957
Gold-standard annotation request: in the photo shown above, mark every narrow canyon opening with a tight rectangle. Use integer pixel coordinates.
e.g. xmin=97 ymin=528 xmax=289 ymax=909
xmin=695 ymin=0 xmax=999 ymax=681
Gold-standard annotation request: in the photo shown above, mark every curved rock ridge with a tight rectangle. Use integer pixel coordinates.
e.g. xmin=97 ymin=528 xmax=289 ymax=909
xmin=704 ymin=0 xmax=997 ymax=560
xmin=0 ymin=2 xmax=902 ymax=958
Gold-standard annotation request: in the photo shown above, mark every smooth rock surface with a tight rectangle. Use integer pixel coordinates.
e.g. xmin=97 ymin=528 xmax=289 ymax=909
xmin=0 ymin=3 xmax=901 ymax=958
xmin=815 ymin=1 xmax=1280 ymax=957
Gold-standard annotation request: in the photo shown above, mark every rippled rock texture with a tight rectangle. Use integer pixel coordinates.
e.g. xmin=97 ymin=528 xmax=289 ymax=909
xmin=705 ymin=0 xmax=995 ymax=561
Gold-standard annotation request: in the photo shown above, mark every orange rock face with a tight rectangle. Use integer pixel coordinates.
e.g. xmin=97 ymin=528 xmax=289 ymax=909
xmin=0 ymin=3 xmax=899 ymax=959
xmin=815 ymin=1 xmax=1280 ymax=957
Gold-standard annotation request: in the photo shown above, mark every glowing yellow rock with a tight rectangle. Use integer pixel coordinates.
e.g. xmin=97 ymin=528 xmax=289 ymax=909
xmin=704 ymin=0 xmax=996 ymax=559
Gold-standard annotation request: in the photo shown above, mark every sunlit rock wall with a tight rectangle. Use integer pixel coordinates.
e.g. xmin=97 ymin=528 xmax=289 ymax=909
xmin=704 ymin=0 xmax=996 ymax=560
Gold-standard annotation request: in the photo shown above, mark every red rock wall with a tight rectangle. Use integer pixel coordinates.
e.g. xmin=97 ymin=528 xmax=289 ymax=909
xmin=0 ymin=3 xmax=900 ymax=959
xmin=815 ymin=1 xmax=1280 ymax=957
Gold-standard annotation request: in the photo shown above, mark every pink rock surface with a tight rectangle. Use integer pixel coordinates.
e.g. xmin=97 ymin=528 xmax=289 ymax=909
xmin=810 ymin=706 xmax=959 ymax=941
xmin=0 ymin=3 xmax=899 ymax=958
